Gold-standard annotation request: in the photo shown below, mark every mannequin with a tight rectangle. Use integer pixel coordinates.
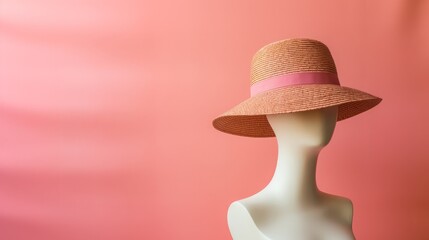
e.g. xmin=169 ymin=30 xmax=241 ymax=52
xmin=227 ymin=105 xmax=355 ymax=240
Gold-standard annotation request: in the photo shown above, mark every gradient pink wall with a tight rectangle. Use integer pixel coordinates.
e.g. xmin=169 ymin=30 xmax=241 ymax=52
xmin=1 ymin=0 xmax=428 ymax=239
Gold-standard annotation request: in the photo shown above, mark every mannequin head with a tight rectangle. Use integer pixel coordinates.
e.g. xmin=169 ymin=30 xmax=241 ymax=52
xmin=266 ymin=106 xmax=338 ymax=148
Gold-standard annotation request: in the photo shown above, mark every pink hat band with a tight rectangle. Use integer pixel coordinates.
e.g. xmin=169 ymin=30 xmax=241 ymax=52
xmin=250 ymin=72 xmax=340 ymax=96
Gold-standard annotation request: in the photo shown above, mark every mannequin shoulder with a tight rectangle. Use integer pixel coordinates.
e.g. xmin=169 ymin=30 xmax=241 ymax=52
xmin=227 ymin=201 xmax=257 ymax=233
xmin=227 ymin=201 xmax=269 ymax=240
xmin=321 ymin=193 xmax=354 ymax=225
xmin=336 ymin=197 xmax=354 ymax=225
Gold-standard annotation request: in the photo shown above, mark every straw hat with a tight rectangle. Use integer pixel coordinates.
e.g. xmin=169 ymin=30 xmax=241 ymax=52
xmin=212 ymin=38 xmax=382 ymax=137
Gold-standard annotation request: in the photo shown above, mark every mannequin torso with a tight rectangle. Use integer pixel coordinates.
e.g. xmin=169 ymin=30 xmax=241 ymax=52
xmin=227 ymin=106 xmax=355 ymax=240
xmin=228 ymin=192 xmax=354 ymax=240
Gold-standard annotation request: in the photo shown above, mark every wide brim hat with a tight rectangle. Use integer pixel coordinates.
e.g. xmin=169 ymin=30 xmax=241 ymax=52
xmin=212 ymin=38 xmax=382 ymax=137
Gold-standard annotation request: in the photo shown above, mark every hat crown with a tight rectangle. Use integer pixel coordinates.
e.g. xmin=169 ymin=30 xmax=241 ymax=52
xmin=250 ymin=38 xmax=338 ymax=85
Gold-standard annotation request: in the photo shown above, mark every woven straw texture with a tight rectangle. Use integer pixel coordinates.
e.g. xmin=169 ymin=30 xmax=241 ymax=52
xmin=251 ymin=38 xmax=337 ymax=85
xmin=212 ymin=38 xmax=382 ymax=137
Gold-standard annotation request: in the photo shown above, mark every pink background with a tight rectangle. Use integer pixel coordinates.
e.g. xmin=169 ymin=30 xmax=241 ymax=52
xmin=1 ymin=0 xmax=428 ymax=239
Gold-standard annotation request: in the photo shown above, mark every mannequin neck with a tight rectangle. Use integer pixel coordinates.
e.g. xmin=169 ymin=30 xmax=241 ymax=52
xmin=263 ymin=139 xmax=323 ymax=207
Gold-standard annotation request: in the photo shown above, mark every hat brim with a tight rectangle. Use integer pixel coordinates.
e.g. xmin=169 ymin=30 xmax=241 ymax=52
xmin=212 ymin=84 xmax=382 ymax=137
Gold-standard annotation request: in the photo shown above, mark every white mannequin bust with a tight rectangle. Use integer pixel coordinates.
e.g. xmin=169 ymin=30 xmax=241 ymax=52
xmin=227 ymin=105 xmax=355 ymax=240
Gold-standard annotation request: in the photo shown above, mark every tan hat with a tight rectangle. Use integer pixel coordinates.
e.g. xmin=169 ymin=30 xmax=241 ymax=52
xmin=212 ymin=38 xmax=382 ymax=137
